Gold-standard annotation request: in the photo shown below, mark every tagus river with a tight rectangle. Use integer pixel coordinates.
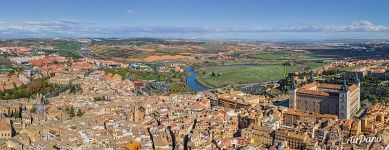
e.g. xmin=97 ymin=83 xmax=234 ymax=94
xmin=185 ymin=66 xmax=209 ymax=91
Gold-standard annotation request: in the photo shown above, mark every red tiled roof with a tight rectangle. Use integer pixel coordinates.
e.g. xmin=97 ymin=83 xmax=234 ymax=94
xmin=317 ymin=83 xmax=342 ymax=90
xmin=297 ymin=89 xmax=329 ymax=96
xmin=0 ymin=119 xmax=11 ymax=131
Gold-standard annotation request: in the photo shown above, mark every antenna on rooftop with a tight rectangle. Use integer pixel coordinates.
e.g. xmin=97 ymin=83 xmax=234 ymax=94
xmin=354 ymin=73 xmax=360 ymax=84
xmin=341 ymin=79 xmax=348 ymax=91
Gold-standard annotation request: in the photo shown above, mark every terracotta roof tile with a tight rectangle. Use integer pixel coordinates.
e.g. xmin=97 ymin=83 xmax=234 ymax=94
xmin=0 ymin=119 xmax=11 ymax=131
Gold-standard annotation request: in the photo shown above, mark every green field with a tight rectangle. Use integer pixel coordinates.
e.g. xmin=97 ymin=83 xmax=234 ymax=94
xmin=45 ymin=43 xmax=82 ymax=59
xmin=198 ymin=65 xmax=288 ymax=87
xmin=251 ymin=51 xmax=317 ymax=60
xmin=306 ymin=60 xmax=332 ymax=70
xmin=55 ymin=43 xmax=81 ymax=51
xmin=197 ymin=60 xmax=330 ymax=87
xmin=252 ymin=52 xmax=287 ymax=60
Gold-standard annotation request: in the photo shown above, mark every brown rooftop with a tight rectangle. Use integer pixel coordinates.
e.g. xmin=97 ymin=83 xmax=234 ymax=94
xmin=288 ymin=132 xmax=307 ymax=140
xmin=297 ymin=82 xmax=358 ymax=96
xmin=348 ymin=84 xmax=358 ymax=92
xmin=317 ymin=83 xmax=343 ymax=90
xmin=297 ymin=89 xmax=329 ymax=96
xmin=0 ymin=119 xmax=11 ymax=131
xmin=285 ymin=108 xmax=338 ymax=119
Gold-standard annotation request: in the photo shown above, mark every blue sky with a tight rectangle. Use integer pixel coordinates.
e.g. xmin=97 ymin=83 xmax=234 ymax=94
xmin=1 ymin=0 xmax=389 ymax=39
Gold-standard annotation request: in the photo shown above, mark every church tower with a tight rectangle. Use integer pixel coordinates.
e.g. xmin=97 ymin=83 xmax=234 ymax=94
xmin=339 ymin=79 xmax=350 ymax=119
xmin=289 ymin=78 xmax=298 ymax=109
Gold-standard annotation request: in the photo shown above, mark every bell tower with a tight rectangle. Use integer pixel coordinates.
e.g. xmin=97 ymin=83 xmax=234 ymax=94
xmin=289 ymin=78 xmax=298 ymax=109
xmin=339 ymin=79 xmax=349 ymax=119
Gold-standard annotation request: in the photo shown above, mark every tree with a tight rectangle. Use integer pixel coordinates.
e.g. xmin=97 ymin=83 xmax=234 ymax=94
xmin=7 ymin=108 xmax=11 ymax=117
xmin=14 ymin=111 xmax=19 ymax=119
xmin=18 ymin=108 xmax=22 ymax=118
xmin=9 ymin=110 xmax=14 ymax=118
xmin=69 ymin=106 xmax=75 ymax=117
xmin=30 ymin=106 xmax=37 ymax=114
xmin=76 ymin=109 xmax=83 ymax=117
xmin=211 ymin=72 xmax=216 ymax=77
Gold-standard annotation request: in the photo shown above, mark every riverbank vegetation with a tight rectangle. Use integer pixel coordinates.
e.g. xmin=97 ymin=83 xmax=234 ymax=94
xmin=361 ymin=77 xmax=389 ymax=104
xmin=104 ymin=68 xmax=185 ymax=82
xmin=0 ymin=78 xmax=59 ymax=100
xmin=104 ymin=67 xmax=189 ymax=93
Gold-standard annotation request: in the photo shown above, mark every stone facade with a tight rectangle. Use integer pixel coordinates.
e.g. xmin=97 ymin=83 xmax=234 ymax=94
xmin=289 ymin=81 xmax=360 ymax=119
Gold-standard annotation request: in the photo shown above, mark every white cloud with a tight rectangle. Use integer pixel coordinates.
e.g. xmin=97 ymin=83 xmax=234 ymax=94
xmin=275 ymin=20 xmax=388 ymax=32
xmin=0 ymin=19 xmax=388 ymax=38
xmin=126 ymin=9 xmax=149 ymax=15
xmin=127 ymin=9 xmax=135 ymax=15
xmin=0 ymin=20 xmax=93 ymax=37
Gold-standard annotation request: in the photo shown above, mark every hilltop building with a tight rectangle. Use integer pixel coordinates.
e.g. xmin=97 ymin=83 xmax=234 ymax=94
xmin=289 ymin=77 xmax=360 ymax=119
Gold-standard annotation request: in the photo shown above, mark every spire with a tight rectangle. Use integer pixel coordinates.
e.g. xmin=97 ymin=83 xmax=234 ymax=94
xmin=341 ymin=79 xmax=348 ymax=91
xmin=354 ymin=73 xmax=360 ymax=84
xmin=308 ymin=70 xmax=314 ymax=83
xmin=291 ymin=77 xmax=297 ymax=90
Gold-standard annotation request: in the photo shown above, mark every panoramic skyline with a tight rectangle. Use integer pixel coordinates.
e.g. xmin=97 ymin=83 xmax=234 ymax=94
xmin=1 ymin=0 xmax=389 ymax=39
xmin=1 ymin=1 xmax=389 ymax=149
